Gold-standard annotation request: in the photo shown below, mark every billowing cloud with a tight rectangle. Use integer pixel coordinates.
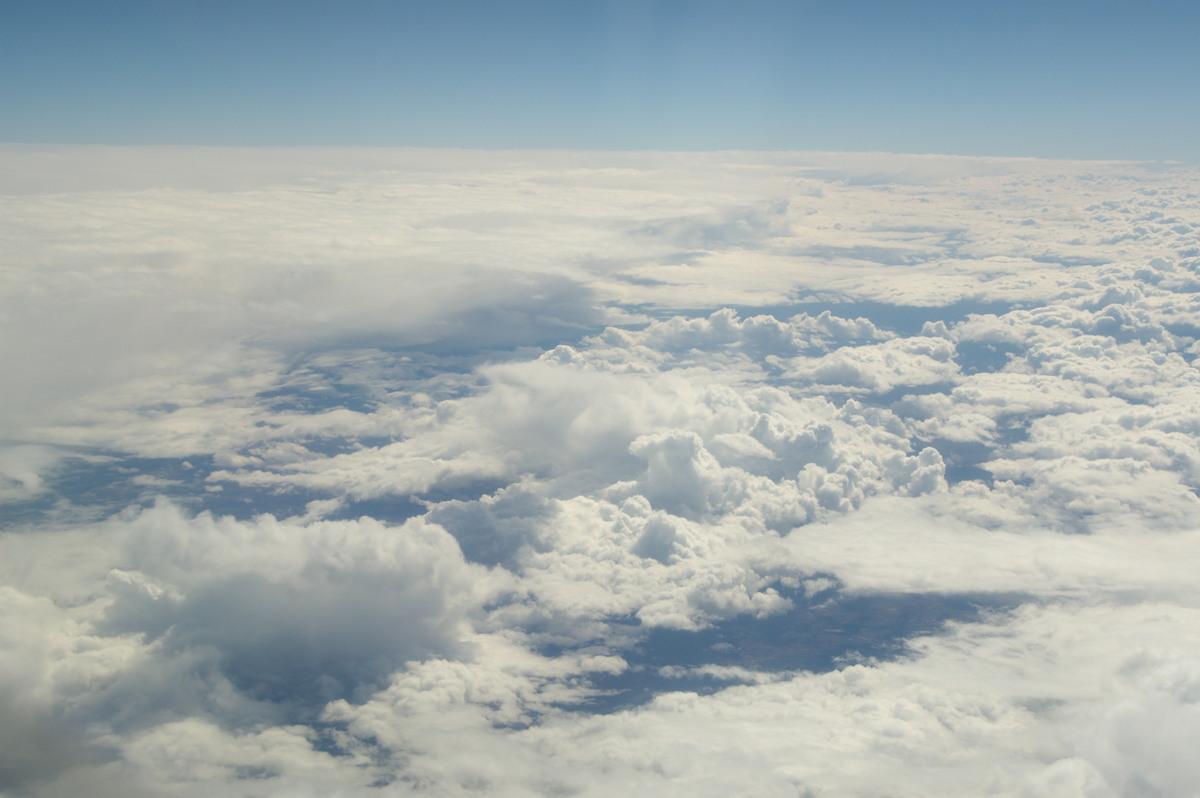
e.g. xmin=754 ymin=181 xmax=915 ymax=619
xmin=3 ymin=146 xmax=1199 ymax=796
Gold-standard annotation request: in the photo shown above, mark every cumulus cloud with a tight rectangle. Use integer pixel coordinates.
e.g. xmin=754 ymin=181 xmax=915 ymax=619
xmin=3 ymin=146 xmax=1200 ymax=796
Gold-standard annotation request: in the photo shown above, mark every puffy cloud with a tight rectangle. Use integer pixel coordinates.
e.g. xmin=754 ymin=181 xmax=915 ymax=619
xmin=4 ymin=147 xmax=1200 ymax=796
xmin=789 ymin=334 xmax=960 ymax=394
xmin=0 ymin=500 xmax=508 ymax=793
xmin=103 ymin=503 xmax=504 ymax=707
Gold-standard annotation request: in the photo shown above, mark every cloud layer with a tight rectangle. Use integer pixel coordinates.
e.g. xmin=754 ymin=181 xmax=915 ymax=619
xmin=2 ymin=146 xmax=1199 ymax=796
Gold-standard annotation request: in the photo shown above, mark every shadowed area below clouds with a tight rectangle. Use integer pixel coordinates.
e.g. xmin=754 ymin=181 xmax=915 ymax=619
xmin=0 ymin=453 xmax=332 ymax=526
xmin=575 ymin=588 xmax=1026 ymax=713
xmin=295 ymin=271 xmax=609 ymax=357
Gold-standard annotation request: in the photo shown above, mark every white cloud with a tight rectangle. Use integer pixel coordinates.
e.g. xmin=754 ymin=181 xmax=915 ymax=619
xmin=0 ymin=445 xmax=80 ymax=502
xmin=4 ymin=147 xmax=1200 ymax=796
xmin=788 ymin=334 xmax=960 ymax=393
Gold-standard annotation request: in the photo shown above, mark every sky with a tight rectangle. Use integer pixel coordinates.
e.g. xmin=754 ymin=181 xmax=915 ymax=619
xmin=2 ymin=0 xmax=1199 ymax=160
xmin=5 ymin=2 xmax=1200 ymax=795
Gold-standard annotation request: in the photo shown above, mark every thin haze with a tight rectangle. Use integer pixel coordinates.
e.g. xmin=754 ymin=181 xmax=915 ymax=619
xmin=2 ymin=0 xmax=1198 ymax=160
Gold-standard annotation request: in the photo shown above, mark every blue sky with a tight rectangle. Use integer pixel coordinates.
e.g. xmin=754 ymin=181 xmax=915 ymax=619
xmin=3 ymin=0 xmax=1198 ymax=160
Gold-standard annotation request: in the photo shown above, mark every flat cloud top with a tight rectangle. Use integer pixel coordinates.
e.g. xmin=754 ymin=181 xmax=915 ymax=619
xmin=2 ymin=147 xmax=1199 ymax=797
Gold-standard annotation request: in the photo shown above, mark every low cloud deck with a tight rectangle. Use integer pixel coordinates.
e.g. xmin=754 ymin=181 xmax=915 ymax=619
xmin=2 ymin=148 xmax=1199 ymax=796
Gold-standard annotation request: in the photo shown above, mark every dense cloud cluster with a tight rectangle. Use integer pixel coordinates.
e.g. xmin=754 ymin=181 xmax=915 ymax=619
xmin=2 ymin=147 xmax=1199 ymax=796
